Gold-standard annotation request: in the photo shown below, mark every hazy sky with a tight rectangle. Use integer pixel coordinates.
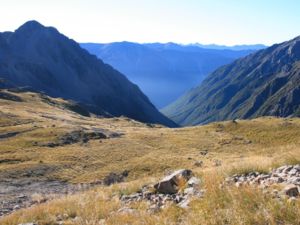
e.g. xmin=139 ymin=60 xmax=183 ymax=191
xmin=0 ymin=0 xmax=299 ymax=45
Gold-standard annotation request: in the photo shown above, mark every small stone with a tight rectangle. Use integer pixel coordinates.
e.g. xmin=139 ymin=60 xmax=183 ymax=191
xmin=175 ymin=195 xmax=183 ymax=203
xmin=200 ymin=150 xmax=208 ymax=156
xmin=225 ymin=177 xmax=234 ymax=183
xmin=213 ymin=159 xmax=222 ymax=167
xmin=276 ymin=165 xmax=288 ymax=173
xmin=13 ymin=205 xmax=20 ymax=210
xmin=56 ymin=214 xmax=63 ymax=221
xmin=194 ymin=160 xmax=203 ymax=167
xmin=118 ymin=207 xmax=136 ymax=214
xmin=184 ymin=187 xmax=195 ymax=195
xmin=293 ymin=165 xmax=300 ymax=171
xmin=287 ymin=176 xmax=300 ymax=183
xmin=178 ymin=198 xmax=190 ymax=208
xmin=17 ymin=194 xmax=27 ymax=199
xmin=283 ymin=166 xmax=294 ymax=174
xmin=188 ymin=177 xmax=201 ymax=187
xmin=235 ymin=182 xmax=242 ymax=187
xmin=149 ymin=204 xmax=160 ymax=213
xmin=18 ymin=223 xmax=37 ymax=225
xmin=269 ymin=177 xmax=284 ymax=183
xmin=243 ymin=140 xmax=252 ymax=144
xmin=288 ymin=168 xmax=298 ymax=176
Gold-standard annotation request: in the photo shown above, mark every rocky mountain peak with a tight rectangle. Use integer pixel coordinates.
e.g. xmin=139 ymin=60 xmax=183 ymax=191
xmin=16 ymin=20 xmax=44 ymax=32
xmin=0 ymin=21 xmax=177 ymax=127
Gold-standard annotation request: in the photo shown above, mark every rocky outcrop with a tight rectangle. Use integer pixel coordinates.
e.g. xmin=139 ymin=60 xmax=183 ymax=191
xmin=40 ymin=129 xmax=122 ymax=147
xmin=226 ymin=164 xmax=300 ymax=198
xmin=120 ymin=170 xmax=203 ymax=210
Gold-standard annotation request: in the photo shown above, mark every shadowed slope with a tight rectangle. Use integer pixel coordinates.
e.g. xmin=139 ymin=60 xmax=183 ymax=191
xmin=0 ymin=21 xmax=177 ymax=127
xmin=162 ymin=36 xmax=300 ymax=126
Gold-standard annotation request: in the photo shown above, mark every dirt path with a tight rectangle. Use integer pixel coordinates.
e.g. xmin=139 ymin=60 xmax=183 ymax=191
xmin=0 ymin=178 xmax=100 ymax=217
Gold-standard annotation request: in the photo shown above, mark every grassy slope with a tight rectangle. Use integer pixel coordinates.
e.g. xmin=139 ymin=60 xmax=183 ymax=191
xmin=1 ymin=90 xmax=300 ymax=224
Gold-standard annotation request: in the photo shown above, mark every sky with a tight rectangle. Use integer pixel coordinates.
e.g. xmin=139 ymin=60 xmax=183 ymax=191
xmin=0 ymin=0 xmax=299 ymax=46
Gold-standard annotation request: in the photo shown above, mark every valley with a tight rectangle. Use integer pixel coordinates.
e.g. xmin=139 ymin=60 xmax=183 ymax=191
xmin=81 ymin=42 xmax=257 ymax=108
xmin=0 ymin=2 xmax=300 ymax=222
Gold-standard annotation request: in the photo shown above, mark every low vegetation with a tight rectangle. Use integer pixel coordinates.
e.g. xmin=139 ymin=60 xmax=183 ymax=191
xmin=1 ymin=90 xmax=300 ymax=224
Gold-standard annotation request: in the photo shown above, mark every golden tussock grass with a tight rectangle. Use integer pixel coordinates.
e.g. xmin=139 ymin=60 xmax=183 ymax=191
xmin=2 ymin=169 xmax=300 ymax=225
xmin=1 ymin=92 xmax=300 ymax=224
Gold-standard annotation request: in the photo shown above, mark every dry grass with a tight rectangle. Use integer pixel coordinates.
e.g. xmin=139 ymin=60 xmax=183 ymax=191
xmin=1 ymin=91 xmax=300 ymax=224
xmin=2 ymin=170 xmax=300 ymax=225
xmin=187 ymin=172 xmax=300 ymax=225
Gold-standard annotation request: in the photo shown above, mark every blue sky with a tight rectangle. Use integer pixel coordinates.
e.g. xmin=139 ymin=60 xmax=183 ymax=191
xmin=0 ymin=0 xmax=299 ymax=45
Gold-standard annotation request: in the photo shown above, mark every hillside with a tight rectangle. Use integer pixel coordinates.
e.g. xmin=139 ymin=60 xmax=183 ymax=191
xmin=1 ymin=89 xmax=300 ymax=224
xmin=81 ymin=42 xmax=255 ymax=108
xmin=0 ymin=21 xmax=176 ymax=127
xmin=162 ymin=36 xmax=300 ymax=126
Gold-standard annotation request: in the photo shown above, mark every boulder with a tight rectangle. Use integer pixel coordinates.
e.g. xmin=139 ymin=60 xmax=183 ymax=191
xmin=154 ymin=169 xmax=192 ymax=194
xmin=283 ymin=184 xmax=299 ymax=197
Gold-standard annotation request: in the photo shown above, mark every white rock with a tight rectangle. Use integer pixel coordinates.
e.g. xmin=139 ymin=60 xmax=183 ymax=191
xmin=18 ymin=223 xmax=37 ymax=225
xmin=178 ymin=197 xmax=190 ymax=208
xmin=118 ymin=207 xmax=136 ymax=214
xmin=188 ymin=177 xmax=201 ymax=187
xmin=283 ymin=166 xmax=294 ymax=174
xmin=288 ymin=168 xmax=297 ymax=175
xmin=184 ymin=187 xmax=195 ymax=195
xmin=293 ymin=165 xmax=300 ymax=171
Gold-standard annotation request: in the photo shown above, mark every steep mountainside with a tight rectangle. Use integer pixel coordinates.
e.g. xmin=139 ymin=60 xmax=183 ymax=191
xmin=81 ymin=42 xmax=255 ymax=108
xmin=0 ymin=21 xmax=176 ymax=127
xmin=162 ymin=36 xmax=300 ymax=126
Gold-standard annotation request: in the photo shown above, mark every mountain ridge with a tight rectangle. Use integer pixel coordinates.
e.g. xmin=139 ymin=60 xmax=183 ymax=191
xmin=162 ymin=36 xmax=300 ymax=126
xmin=0 ymin=20 xmax=177 ymax=127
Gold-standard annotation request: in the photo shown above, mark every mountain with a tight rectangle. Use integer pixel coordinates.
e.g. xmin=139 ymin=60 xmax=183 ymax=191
xmin=81 ymin=42 xmax=256 ymax=108
xmin=0 ymin=21 xmax=176 ymax=127
xmin=162 ymin=36 xmax=300 ymax=126
xmin=189 ymin=43 xmax=266 ymax=51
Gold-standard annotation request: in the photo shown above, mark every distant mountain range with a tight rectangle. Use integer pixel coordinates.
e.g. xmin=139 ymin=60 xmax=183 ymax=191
xmin=189 ymin=43 xmax=266 ymax=51
xmin=162 ymin=36 xmax=300 ymax=126
xmin=81 ymin=42 xmax=259 ymax=108
xmin=0 ymin=21 xmax=176 ymax=127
